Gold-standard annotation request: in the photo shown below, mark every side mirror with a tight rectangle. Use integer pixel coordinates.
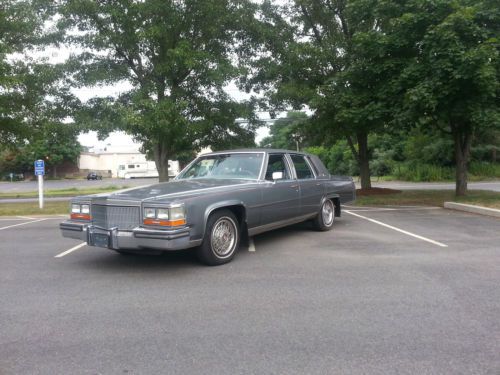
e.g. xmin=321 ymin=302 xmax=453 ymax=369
xmin=272 ymin=171 xmax=284 ymax=180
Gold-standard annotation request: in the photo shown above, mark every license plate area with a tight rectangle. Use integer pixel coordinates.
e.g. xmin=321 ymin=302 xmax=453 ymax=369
xmin=90 ymin=231 xmax=110 ymax=248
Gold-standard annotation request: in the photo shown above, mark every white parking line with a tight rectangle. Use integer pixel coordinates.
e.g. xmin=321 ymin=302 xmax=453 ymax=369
xmin=346 ymin=207 xmax=442 ymax=212
xmin=55 ymin=242 xmax=87 ymax=258
xmin=344 ymin=210 xmax=448 ymax=248
xmin=248 ymin=237 xmax=256 ymax=252
xmin=17 ymin=215 xmax=36 ymax=220
xmin=0 ymin=218 xmax=47 ymax=231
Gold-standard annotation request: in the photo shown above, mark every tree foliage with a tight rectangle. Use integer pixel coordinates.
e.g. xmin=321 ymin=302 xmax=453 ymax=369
xmin=0 ymin=0 xmax=74 ymax=146
xmin=259 ymin=111 xmax=309 ymax=150
xmin=252 ymin=0 xmax=499 ymax=194
xmin=395 ymin=0 xmax=500 ymax=194
xmin=60 ymin=0 xmax=261 ymax=181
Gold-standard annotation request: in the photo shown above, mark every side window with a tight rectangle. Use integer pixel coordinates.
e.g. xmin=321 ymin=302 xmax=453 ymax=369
xmin=291 ymin=155 xmax=314 ymax=179
xmin=265 ymin=154 xmax=291 ymax=181
xmin=307 ymin=156 xmax=319 ymax=176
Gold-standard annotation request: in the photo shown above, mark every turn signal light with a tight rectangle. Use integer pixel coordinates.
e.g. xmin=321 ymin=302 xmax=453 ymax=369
xmin=71 ymin=213 xmax=91 ymax=221
xmin=143 ymin=218 xmax=186 ymax=227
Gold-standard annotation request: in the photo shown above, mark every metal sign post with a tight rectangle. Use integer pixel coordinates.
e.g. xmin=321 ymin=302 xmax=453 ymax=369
xmin=34 ymin=160 xmax=45 ymax=209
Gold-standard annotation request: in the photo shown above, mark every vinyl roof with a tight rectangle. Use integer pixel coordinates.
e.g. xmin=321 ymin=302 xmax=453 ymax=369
xmin=204 ymin=148 xmax=311 ymax=155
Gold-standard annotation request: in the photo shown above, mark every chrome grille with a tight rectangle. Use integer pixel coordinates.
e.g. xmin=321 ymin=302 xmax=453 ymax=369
xmin=91 ymin=205 xmax=140 ymax=230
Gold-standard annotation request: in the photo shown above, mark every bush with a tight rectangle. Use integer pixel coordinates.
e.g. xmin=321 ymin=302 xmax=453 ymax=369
xmin=392 ymin=163 xmax=454 ymax=181
xmin=469 ymin=162 xmax=500 ymax=178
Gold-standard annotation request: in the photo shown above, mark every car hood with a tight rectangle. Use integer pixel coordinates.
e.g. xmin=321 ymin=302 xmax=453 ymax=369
xmin=98 ymin=178 xmax=259 ymax=203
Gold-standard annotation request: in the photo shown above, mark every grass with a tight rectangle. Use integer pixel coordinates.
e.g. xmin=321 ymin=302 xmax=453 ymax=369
xmin=0 ymin=201 xmax=70 ymax=216
xmin=355 ymin=189 xmax=500 ymax=209
xmin=0 ymin=186 xmax=127 ymax=199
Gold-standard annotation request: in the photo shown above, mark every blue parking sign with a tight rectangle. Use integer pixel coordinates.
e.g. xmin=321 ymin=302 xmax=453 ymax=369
xmin=34 ymin=159 xmax=45 ymax=176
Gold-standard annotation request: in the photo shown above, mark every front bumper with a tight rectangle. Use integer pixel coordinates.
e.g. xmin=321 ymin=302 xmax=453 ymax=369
xmin=60 ymin=221 xmax=201 ymax=251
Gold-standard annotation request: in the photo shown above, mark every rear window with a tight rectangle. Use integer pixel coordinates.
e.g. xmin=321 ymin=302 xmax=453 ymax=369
xmin=290 ymin=154 xmax=314 ymax=179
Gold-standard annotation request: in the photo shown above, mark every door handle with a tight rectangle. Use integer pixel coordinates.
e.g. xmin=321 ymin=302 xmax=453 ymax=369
xmin=291 ymin=184 xmax=298 ymax=188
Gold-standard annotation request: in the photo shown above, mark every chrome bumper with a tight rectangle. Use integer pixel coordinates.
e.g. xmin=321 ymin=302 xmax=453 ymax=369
xmin=60 ymin=221 xmax=201 ymax=251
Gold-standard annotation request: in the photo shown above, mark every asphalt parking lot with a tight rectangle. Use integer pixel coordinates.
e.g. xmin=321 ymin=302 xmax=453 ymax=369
xmin=1 ymin=207 xmax=499 ymax=374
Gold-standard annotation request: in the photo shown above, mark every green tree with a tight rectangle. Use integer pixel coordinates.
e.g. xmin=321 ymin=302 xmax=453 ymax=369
xmin=0 ymin=0 xmax=73 ymax=146
xmin=61 ymin=0 xmax=260 ymax=181
xmin=396 ymin=0 xmax=500 ymax=195
xmin=259 ymin=111 xmax=309 ymax=150
xmin=249 ymin=0 xmax=404 ymax=189
xmin=1 ymin=123 xmax=81 ymax=177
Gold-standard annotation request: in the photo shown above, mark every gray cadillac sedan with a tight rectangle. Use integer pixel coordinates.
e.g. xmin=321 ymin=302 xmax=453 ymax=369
xmin=60 ymin=149 xmax=355 ymax=265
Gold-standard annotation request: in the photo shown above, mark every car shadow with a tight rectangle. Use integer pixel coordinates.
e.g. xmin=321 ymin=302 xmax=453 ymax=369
xmin=77 ymin=247 xmax=202 ymax=273
xmin=250 ymin=221 xmax=315 ymax=249
xmin=76 ymin=221 xmax=321 ymax=271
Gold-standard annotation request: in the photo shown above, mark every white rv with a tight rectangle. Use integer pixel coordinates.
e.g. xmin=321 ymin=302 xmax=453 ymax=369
xmin=117 ymin=160 xmax=180 ymax=179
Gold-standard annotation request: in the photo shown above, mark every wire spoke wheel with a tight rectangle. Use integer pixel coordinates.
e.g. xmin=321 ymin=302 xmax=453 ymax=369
xmin=211 ymin=217 xmax=237 ymax=258
xmin=322 ymin=200 xmax=334 ymax=227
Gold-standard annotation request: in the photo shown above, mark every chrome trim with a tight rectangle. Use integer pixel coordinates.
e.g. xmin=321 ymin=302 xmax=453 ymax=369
xmin=60 ymin=222 xmax=86 ymax=232
xmin=248 ymin=213 xmax=316 ymax=236
xmin=133 ymin=226 xmax=190 ymax=240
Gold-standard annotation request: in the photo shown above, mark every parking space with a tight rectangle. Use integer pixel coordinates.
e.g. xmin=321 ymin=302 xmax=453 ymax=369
xmin=0 ymin=209 xmax=499 ymax=374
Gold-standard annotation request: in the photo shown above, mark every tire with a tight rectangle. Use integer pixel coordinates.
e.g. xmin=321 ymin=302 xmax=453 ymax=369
xmin=313 ymin=198 xmax=335 ymax=231
xmin=197 ymin=209 xmax=240 ymax=266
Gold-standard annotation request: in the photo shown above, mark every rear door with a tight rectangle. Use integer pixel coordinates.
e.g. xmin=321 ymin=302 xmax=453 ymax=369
xmin=259 ymin=153 xmax=300 ymax=225
xmin=289 ymin=154 xmax=324 ymax=216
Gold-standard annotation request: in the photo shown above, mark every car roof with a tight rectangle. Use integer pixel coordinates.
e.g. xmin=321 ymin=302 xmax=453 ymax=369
xmin=202 ymin=148 xmax=311 ymax=156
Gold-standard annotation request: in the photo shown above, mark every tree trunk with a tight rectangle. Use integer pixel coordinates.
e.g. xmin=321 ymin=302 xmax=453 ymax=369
xmin=357 ymin=132 xmax=371 ymax=189
xmin=347 ymin=132 xmax=371 ymax=189
xmin=52 ymin=165 xmax=57 ymax=178
xmin=453 ymin=127 xmax=472 ymax=196
xmin=153 ymin=142 xmax=170 ymax=182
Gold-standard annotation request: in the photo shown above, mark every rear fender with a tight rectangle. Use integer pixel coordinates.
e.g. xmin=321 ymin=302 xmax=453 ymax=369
xmin=321 ymin=194 xmax=341 ymax=217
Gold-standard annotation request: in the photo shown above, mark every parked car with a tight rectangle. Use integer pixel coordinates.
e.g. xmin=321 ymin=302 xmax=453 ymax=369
xmin=87 ymin=172 xmax=103 ymax=180
xmin=61 ymin=149 xmax=356 ymax=265
xmin=3 ymin=173 xmax=24 ymax=181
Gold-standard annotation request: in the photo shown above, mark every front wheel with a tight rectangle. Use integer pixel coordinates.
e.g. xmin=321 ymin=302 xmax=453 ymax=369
xmin=313 ymin=199 xmax=335 ymax=231
xmin=197 ymin=209 xmax=240 ymax=266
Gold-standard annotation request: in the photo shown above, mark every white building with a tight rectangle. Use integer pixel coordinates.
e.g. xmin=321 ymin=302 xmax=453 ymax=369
xmin=79 ymin=149 xmax=149 ymax=178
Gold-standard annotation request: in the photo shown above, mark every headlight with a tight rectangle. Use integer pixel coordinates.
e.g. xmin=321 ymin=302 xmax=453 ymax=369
xmin=143 ymin=205 xmax=186 ymax=226
xmin=170 ymin=206 xmax=185 ymax=220
xmin=70 ymin=203 xmax=91 ymax=220
xmin=144 ymin=208 xmax=156 ymax=218
xmin=157 ymin=208 xmax=169 ymax=220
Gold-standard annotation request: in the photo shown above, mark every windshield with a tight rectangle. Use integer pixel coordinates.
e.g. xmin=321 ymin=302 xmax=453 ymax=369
xmin=178 ymin=153 xmax=264 ymax=180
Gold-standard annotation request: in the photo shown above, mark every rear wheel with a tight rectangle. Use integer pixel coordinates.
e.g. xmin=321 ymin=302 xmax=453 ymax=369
xmin=313 ymin=199 xmax=335 ymax=231
xmin=197 ymin=209 xmax=240 ymax=266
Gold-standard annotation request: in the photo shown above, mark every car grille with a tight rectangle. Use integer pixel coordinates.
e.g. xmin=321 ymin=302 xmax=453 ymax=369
xmin=91 ymin=205 xmax=140 ymax=230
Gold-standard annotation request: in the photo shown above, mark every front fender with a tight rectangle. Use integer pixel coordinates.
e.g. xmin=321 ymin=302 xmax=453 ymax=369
xmin=201 ymin=200 xmax=247 ymax=239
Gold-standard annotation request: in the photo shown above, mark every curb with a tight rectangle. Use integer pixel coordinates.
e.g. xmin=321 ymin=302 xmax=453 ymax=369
xmin=444 ymin=202 xmax=500 ymax=219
